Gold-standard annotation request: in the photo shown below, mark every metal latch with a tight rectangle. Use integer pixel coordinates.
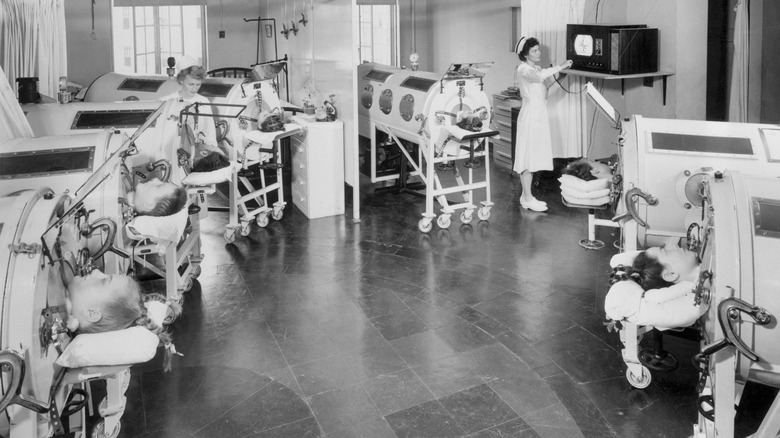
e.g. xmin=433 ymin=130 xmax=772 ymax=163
xmin=8 ymin=242 xmax=41 ymax=256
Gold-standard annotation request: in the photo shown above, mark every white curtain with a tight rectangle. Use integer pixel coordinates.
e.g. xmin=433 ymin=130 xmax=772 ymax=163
xmin=521 ymin=0 xmax=585 ymax=158
xmin=728 ymin=0 xmax=749 ymax=122
xmin=0 ymin=65 xmax=34 ymax=142
xmin=0 ymin=0 xmax=68 ymax=100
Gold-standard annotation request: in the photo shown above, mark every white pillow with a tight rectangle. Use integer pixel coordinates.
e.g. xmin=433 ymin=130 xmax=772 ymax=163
xmin=562 ymin=192 xmax=610 ymax=206
xmin=55 ymin=301 xmax=169 ymax=368
xmin=55 ymin=326 xmax=159 ymax=368
xmin=604 ymin=281 xmax=707 ymax=330
xmin=558 ymin=174 xmax=610 ymax=192
xmin=181 ymin=163 xmax=236 ymax=186
xmin=561 ymin=185 xmax=611 ymax=200
xmin=126 ymin=205 xmax=190 ymax=244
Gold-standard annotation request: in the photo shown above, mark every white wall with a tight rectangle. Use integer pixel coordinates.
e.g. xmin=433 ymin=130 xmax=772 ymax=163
xmin=427 ymin=0 xmax=521 ymax=100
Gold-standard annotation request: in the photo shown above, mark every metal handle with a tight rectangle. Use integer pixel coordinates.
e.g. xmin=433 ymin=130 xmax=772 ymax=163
xmin=0 ymin=350 xmax=48 ymax=414
xmin=622 ymin=187 xmax=659 ymax=228
xmin=87 ymin=218 xmax=128 ymax=261
xmin=699 ymin=297 xmax=773 ymax=362
xmin=146 ymin=159 xmax=172 ymax=182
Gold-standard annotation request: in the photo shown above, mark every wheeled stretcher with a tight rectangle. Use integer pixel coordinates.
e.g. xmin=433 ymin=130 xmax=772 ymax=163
xmin=172 ymin=90 xmax=303 ymax=243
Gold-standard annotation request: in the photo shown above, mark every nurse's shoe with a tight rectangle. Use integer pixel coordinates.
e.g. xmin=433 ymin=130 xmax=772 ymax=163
xmin=520 ymin=198 xmax=548 ymax=212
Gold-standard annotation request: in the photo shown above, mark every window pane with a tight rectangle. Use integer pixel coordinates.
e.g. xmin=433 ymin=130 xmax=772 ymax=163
xmin=113 ymin=5 xmax=205 ymax=75
xmin=358 ymin=5 xmax=396 ymax=66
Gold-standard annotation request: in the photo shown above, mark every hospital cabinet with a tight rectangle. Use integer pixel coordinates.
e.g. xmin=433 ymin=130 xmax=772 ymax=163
xmin=290 ymin=115 xmax=345 ymax=219
xmin=491 ymin=94 xmax=521 ymax=170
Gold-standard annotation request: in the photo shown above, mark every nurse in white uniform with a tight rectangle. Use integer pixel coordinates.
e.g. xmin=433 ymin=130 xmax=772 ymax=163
xmin=512 ymin=36 xmax=573 ymax=212
xmin=160 ymin=65 xmax=221 ymax=181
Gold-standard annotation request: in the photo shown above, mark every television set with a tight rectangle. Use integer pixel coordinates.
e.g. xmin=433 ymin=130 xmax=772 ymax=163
xmin=567 ymin=24 xmax=658 ymax=75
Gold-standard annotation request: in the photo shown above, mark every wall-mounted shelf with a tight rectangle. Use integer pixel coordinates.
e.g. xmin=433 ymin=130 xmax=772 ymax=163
xmin=565 ymin=69 xmax=675 ymax=105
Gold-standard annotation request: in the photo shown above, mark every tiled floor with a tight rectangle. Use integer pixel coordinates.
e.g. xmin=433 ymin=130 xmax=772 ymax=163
xmin=117 ymin=160 xmax=773 ymax=438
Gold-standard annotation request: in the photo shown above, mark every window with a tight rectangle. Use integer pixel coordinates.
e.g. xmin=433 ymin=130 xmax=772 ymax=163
xmin=111 ymin=4 xmax=206 ymax=75
xmin=358 ymin=5 xmax=397 ymax=66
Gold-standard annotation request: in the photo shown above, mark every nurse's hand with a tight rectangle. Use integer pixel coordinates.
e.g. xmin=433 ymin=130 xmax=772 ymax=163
xmin=560 ymin=60 xmax=574 ymax=70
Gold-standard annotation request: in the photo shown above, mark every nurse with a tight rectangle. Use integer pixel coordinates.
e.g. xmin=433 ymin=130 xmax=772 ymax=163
xmin=513 ymin=37 xmax=573 ymax=212
xmin=160 ymin=65 xmax=223 ymax=178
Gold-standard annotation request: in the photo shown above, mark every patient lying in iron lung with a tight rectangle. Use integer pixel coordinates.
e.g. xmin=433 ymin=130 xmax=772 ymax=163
xmin=127 ymin=177 xmax=188 ymax=216
xmin=562 ymin=157 xmax=613 ymax=181
xmin=61 ymin=267 xmax=183 ymax=369
xmin=189 ymin=141 xmax=230 ymax=173
xmin=606 ymin=244 xmax=707 ymax=329
xmin=627 ymin=245 xmax=701 ymax=291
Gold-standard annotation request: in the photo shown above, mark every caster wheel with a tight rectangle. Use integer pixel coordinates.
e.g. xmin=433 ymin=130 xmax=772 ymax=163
xmin=418 ymin=218 xmax=433 ymax=233
xmin=626 ymin=366 xmax=652 ymax=389
xmin=223 ymin=229 xmax=237 ymax=244
xmin=460 ymin=211 xmax=473 ymax=224
xmin=437 ymin=214 xmax=452 ymax=229
xmin=181 ymin=278 xmax=194 ymax=292
xmin=579 ymin=239 xmax=605 ymax=250
xmin=256 ymin=214 xmax=270 ymax=228
xmin=240 ymin=223 xmax=251 ymax=236
xmin=191 ymin=263 xmax=202 ymax=279
xmin=477 ymin=208 xmax=491 ymax=221
xmin=271 ymin=209 xmax=284 ymax=220
xmin=92 ymin=418 xmax=121 ymax=438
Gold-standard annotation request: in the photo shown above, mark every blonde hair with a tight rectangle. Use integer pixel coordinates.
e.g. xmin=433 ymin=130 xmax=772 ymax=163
xmin=176 ymin=65 xmax=207 ymax=83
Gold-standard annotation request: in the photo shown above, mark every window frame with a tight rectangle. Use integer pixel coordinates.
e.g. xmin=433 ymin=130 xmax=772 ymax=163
xmin=110 ymin=3 xmax=207 ymax=75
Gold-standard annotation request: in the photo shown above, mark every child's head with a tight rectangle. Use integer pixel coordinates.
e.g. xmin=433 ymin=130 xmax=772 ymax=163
xmin=132 ymin=178 xmax=187 ymax=216
xmin=563 ymin=158 xmax=597 ymax=181
xmin=563 ymin=158 xmax=614 ymax=181
xmin=66 ymin=271 xmax=183 ymax=370
xmin=192 ymin=143 xmax=230 ymax=173
xmin=627 ymin=245 xmax=700 ymax=290
xmin=66 ymin=270 xmax=143 ymax=333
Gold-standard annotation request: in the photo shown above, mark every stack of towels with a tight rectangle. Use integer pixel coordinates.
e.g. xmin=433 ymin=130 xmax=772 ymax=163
xmin=559 ymin=174 xmax=611 ymax=206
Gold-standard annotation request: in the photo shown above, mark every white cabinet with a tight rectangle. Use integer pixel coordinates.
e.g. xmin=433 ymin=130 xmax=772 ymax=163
xmin=289 ymin=115 xmax=345 ymax=219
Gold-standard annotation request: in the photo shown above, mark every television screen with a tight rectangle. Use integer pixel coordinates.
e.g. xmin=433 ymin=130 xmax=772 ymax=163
xmin=573 ymin=34 xmax=595 ymax=57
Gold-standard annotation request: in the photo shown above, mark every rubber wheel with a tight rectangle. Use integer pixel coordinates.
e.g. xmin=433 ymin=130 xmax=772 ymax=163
xmin=477 ymin=208 xmax=491 ymax=221
xmin=460 ymin=211 xmax=473 ymax=224
xmin=181 ymin=278 xmax=194 ymax=292
xmin=256 ymin=214 xmax=270 ymax=228
xmin=418 ymin=218 xmax=433 ymax=233
xmin=626 ymin=366 xmax=652 ymax=389
xmin=437 ymin=215 xmax=451 ymax=229
xmin=271 ymin=209 xmax=284 ymax=220
xmin=223 ymin=229 xmax=237 ymax=244
xmin=240 ymin=223 xmax=251 ymax=236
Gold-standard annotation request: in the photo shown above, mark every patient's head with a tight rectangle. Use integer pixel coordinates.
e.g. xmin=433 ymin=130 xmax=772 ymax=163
xmin=66 ymin=270 xmax=183 ymax=370
xmin=66 ymin=270 xmax=142 ymax=333
xmin=192 ymin=143 xmax=230 ymax=173
xmin=628 ymin=245 xmax=700 ymax=290
xmin=563 ymin=158 xmax=613 ymax=181
xmin=131 ymin=178 xmax=187 ymax=216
